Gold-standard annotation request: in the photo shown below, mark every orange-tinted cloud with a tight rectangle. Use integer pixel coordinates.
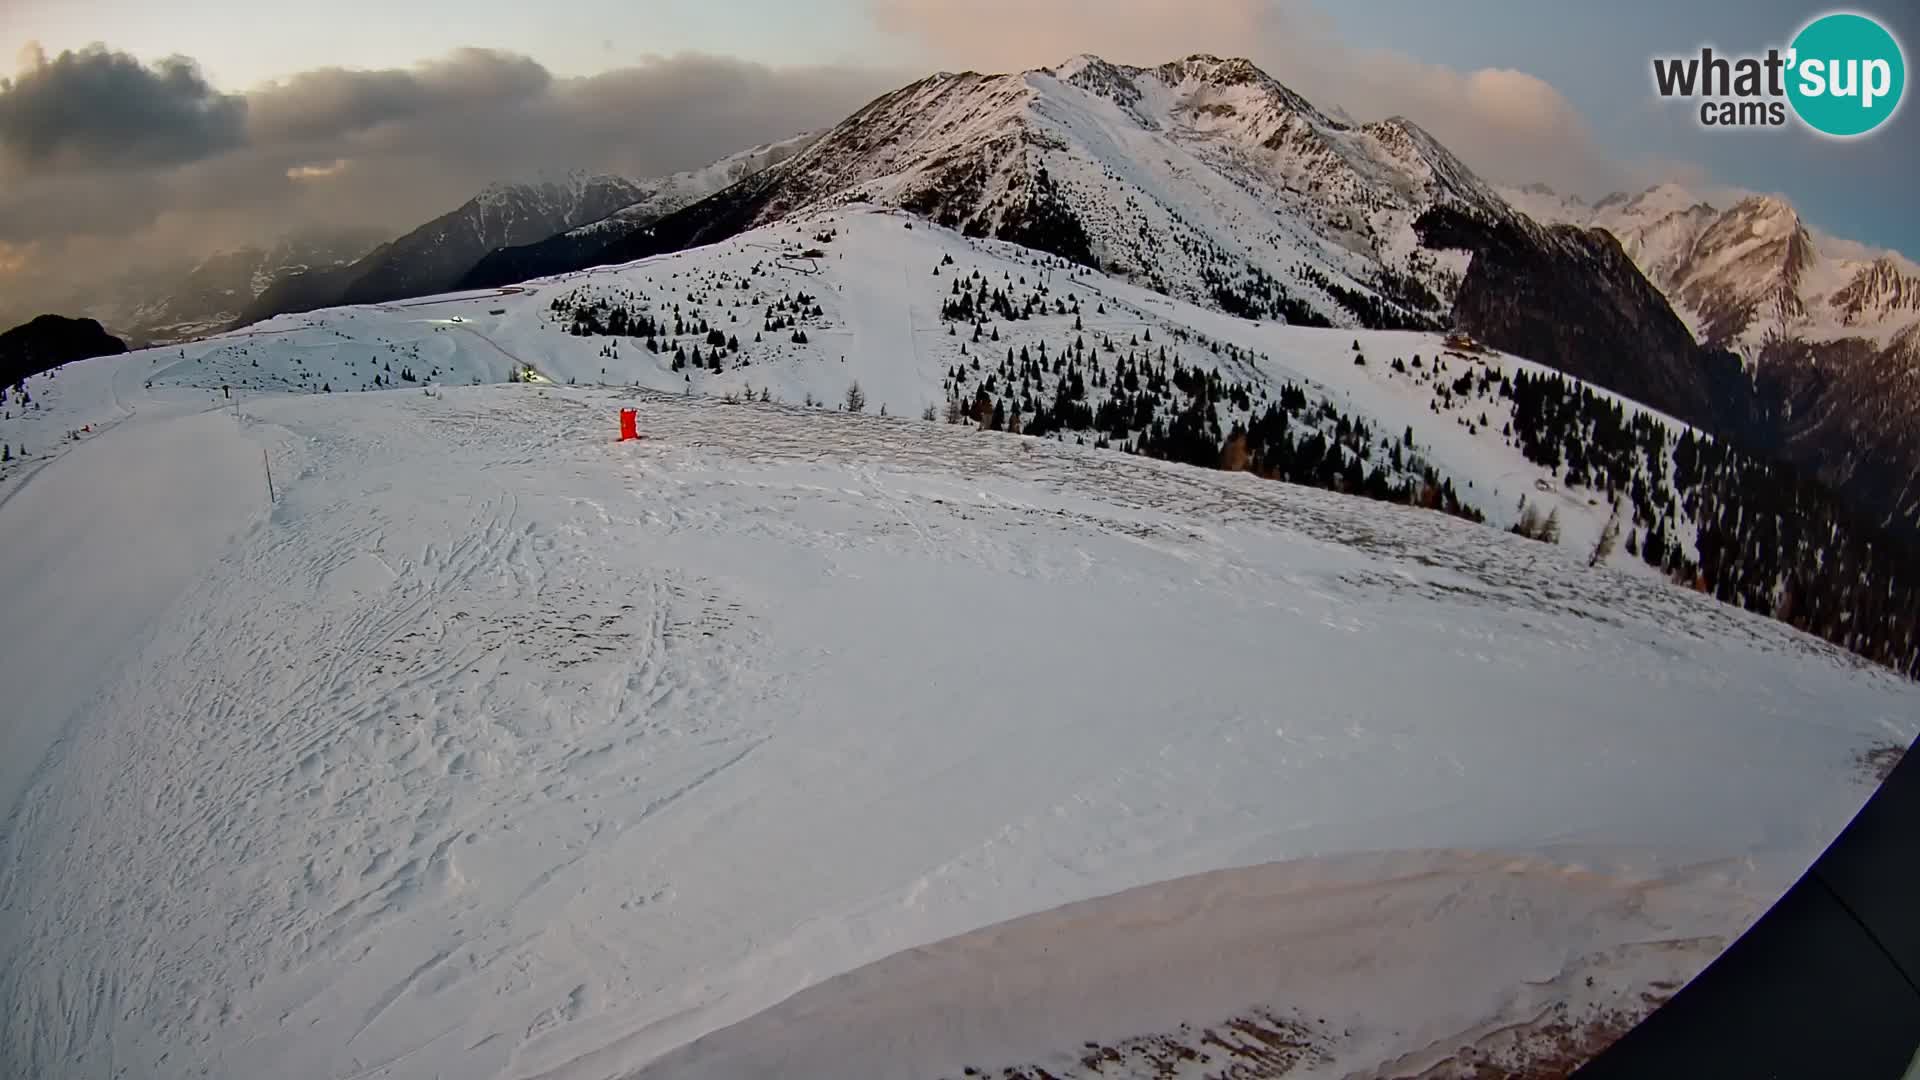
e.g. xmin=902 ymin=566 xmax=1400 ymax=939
xmin=0 ymin=240 xmax=32 ymax=275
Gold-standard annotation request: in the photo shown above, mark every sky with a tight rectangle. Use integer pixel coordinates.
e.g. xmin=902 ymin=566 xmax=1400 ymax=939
xmin=2 ymin=0 xmax=1915 ymax=316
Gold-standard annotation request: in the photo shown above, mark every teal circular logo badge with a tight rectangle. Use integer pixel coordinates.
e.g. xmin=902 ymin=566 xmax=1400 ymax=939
xmin=1787 ymin=12 xmax=1905 ymax=137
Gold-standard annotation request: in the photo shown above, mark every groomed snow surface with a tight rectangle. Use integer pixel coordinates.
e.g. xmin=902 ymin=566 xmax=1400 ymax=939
xmin=3 ymin=211 xmax=1918 ymax=1079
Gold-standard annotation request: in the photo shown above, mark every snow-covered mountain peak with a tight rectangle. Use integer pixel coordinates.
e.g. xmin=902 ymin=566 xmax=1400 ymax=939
xmin=1697 ymin=194 xmax=1810 ymax=258
xmin=1047 ymin=52 xmax=1341 ymax=135
xmin=1832 ymin=255 xmax=1920 ymax=323
xmin=1723 ymin=193 xmax=1805 ymax=237
xmin=1357 ymin=115 xmax=1511 ymax=213
xmin=557 ymin=132 xmax=822 ymax=245
xmin=1625 ymin=182 xmax=1708 ymax=218
xmin=476 ymin=173 xmax=563 ymax=205
xmin=1662 ymin=193 xmax=1814 ymax=345
xmin=488 ymin=52 xmax=1530 ymax=332
xmin=1048 ymin=53 xmax=1109 ymax=80
xmin=472 ymin=170 xmax=637 ymax=211
xmin=1157 ymin=52 xmax=1286 ymax=91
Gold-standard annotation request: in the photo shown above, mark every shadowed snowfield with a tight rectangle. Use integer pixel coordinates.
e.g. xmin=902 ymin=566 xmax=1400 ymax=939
xmin=633 ymin=849 xmax=1748 ymax=1079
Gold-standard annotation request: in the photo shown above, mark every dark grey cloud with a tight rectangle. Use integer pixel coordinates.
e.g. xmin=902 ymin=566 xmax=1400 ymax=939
xmin=0 ymin=48 xmax=901 ymax=324
xmin=0 ymin=45 xmax=247 ymax=170
xmin=248 ymin=48 xmax=552 ymax=143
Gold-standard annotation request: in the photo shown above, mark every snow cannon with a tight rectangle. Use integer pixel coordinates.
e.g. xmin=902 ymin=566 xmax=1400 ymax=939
xmin=619 ymin=408 xmax=640 ymax=442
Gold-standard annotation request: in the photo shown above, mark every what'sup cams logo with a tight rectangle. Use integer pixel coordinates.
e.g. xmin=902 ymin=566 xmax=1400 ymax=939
xmin=1653 ymin=11 xmax=1905 ymax=136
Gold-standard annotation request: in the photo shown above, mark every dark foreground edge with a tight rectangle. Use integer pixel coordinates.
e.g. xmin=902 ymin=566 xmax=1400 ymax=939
xmin=1574 ymin=736 xmax=1920 ymax=1079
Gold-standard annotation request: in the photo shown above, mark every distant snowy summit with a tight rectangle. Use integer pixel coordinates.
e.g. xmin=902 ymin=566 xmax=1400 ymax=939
xmin=1506 ymin=180 xmax=1920 ymax=352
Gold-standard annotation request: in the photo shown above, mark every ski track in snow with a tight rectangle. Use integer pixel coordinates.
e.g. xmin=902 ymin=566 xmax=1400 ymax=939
xmin=1 ymin=375 xmax=1915 ymax=1080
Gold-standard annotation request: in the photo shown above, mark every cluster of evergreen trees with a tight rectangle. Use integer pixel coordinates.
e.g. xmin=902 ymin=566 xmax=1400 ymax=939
xmin=1231 ymin=398 xmax=1480 ymax=520
xmin=550 ymin=280 xmax=831 ymax=376
xmin=939 ymin=325 xmax=1483 ymax=526
xmin=1203 ymin=261 xmax=1330 ymax=327
xmin=366 ymin=361 xmax=419 ymax=387
xmin=1293 ymin=263 xmax=1439 ymax=332
xmin=553 ymin=291 xmax=663 ymax=340
xmin=938 ymin=264 xmax=1082 ymax=325
xmin=763 ymin=292 xmax=822 ymax=334
xmin=1506 ymin=369 xmax=1919 ymax=677
xmin=1181 ymin=251 xmax=1440 ymax=332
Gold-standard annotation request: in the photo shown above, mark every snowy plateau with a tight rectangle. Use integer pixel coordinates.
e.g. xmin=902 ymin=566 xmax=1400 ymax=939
xmin=2 ymin=203 xmax=1918 ymax=1078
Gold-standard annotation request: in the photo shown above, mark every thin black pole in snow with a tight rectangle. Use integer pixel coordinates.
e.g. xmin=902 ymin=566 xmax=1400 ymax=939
xmin=263 ymin=448 xmax=275 ymax=503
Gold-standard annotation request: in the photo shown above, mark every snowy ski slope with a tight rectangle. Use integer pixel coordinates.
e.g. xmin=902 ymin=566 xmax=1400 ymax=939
xmin=2 ymin=210 xmax=1916 ymax=1079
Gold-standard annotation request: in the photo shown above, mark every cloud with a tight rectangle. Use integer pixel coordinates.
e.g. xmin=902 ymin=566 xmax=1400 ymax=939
xmin=1325 ymin=50 xmax=1623 ymax=196
xmin=286 ymin=159 xmax=351 ymax=180
xmin=0 ymin=240 xmax=32 ymax=276
xmin=866 ymin=0 xmax=1634 ymax=196
xmin=247 ymin=48 xmax=552 ymax=144
xmin=2 ymin=48 xmax=899 ymax=325
xmin=869 ymin=0 xmax=1263 ymax=70
xmin=0 ymin=43 xmax=247 ymax=171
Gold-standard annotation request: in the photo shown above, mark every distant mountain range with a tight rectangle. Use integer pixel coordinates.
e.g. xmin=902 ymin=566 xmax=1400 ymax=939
xmin=451 ymin=57 xmax=1748 ymax=433
xmin=232 ymin=172 xmax=655 ymax=327
xmin=18 ymin=51 xmax=1918 ymax=679
xmin=1507 ymin=181 xmax=1920 ymax=535
xmin=1504 ymin=182 xmax=1920 ymax=353
xmin=464 ymin=133 xmax=818 ymax=289
xmin=237 ymin=136 xmax=819 ymax=330
xmin=529 ymin=53 xmax=1904 ymax=539
xmin=30 ymin=54 xmax=1920 ymax=537
xmin=14 ymin=139 xmax=817 ymax=349
xmin=449 ymin=53 xmax=1808 ymax=526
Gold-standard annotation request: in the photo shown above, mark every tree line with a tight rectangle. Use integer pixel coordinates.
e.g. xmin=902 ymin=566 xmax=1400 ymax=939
xmin=1506 ymin=368 xmax=1918 ymax=677
xmin=940 ymin=328 xmax=1484 ymax=527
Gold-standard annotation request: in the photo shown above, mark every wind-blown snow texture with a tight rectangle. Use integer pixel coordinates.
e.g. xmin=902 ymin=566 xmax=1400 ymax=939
xmin=3 ymin=209 xmax=1916 ymax=1080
